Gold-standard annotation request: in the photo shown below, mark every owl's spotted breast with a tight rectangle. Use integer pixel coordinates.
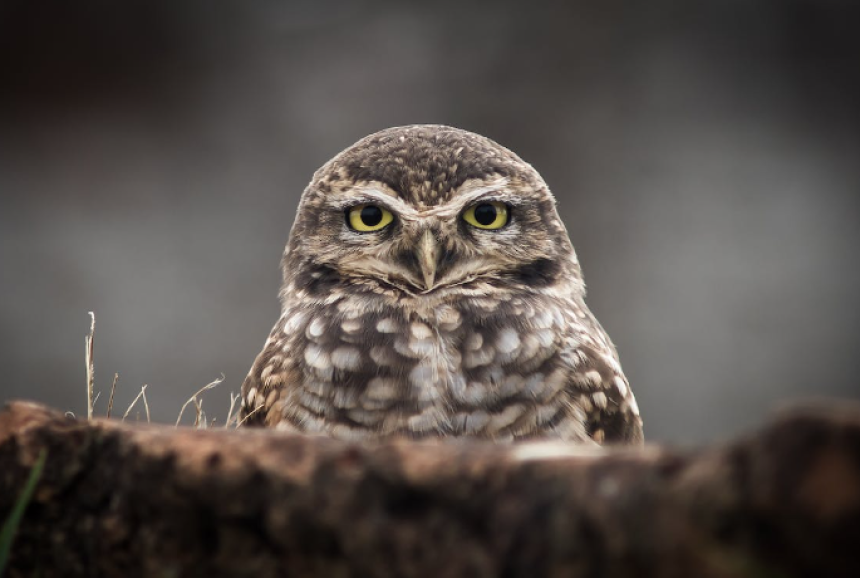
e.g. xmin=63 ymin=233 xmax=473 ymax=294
xmin=242 ymin=286 xmax=641 ymax=443
xmin=240 ymin=124 xmax=643 ymax=444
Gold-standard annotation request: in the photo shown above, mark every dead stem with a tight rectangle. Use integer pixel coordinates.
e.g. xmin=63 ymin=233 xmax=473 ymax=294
xmin=106 ymin=373 xmax=119 ymax=419
xmin=193 ymin=398 xmax=203 ymax=428
xmin=122 ymin=385 xmax=149 ymax=422
xmin=224 ymin=393 xmax=240 ymax=429
xmin=236 ymin=405 xmax=261 ymax=428
xmin=176 ymin=375 xmax=223 ymax=427
xmin=141 ymin=386 xmax=151 ymax=423
xmin=85 ymin=312 xmax=95 ymax=420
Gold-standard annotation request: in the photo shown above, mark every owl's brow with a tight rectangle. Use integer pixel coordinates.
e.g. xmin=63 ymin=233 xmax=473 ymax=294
xmin=441 ymin=182 xmax=513 ymax=211
xmin=334 ymin=180 xmax=512 ymax=220
xmin=333 ymin=187 xmax=415 ymax=215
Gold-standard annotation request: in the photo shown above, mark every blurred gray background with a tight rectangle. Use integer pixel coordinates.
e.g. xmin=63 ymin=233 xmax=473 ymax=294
xmin=1 ymin=0 xmax=858 ymax=443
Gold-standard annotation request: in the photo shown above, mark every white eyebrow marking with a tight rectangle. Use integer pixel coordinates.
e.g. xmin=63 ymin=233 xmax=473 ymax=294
xmin=333 ymin=186 xmax=414 ymax=214
xmin=333 ymin=177 xmax=513 ymax=220
xmin=449 ymin=180 xmax=511 ymax=207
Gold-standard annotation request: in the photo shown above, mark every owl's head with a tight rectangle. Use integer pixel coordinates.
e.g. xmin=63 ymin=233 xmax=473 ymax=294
xmin=283 ymin=125 xmax=583 ymax=301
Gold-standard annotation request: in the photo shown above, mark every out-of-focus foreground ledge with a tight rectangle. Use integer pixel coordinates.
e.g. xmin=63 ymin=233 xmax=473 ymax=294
xmin=1 ymin=400 xmax=859 ymax=578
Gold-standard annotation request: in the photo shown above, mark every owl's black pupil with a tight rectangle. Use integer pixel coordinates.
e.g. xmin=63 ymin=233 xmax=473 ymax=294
xmin=474 ymin=204 xmax=498 ymax=226
xmin=360 ymin=205 xmax=383 ymax=226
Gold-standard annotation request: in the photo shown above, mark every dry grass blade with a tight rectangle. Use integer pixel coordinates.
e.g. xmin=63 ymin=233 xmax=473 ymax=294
xmin=106 ymin=373 xmax=119 ymax=418
xmin=85 ymin=312 xmax=95 ymax=420
xmin=193 ymin=398 xmax=203 ymax=428
xmin=224 ymin=393 xmax=240 ymax=429
xmin=141 ymin=386 xmax=151 ymax=423
xmin=122 ymin=385 xmax=149 ymax=422
xmin=236 ymin=405 xmax=261 ymax=428
xmin=175 ymin=374 xmax=224 ymax=427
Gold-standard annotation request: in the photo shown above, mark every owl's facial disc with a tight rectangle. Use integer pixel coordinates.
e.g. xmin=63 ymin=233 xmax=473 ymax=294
xmin=315 ymin=181 xmax=560 ymax=295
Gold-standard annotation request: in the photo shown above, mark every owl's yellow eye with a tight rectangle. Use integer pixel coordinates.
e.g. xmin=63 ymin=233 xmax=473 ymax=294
xmin=347 ymin=204 xmax=394 ymax=232
xmin=462 ymin=201 xmax=509 ymax=230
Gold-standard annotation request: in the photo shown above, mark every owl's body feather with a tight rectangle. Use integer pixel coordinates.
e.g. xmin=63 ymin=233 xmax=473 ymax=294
xmin=240 ymin=125 xmax=642 ymax=444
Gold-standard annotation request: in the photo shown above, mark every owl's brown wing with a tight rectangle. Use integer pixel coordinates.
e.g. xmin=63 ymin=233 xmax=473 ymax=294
xmin=570 ymin=344 xmax=644 ymax=445
xmin=239 ymin=324 xmax=302 ymax=429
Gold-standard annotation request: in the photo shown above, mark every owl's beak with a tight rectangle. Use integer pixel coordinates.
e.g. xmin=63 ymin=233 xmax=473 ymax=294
xmin=416 ymin=229 xmax=438 ymax=291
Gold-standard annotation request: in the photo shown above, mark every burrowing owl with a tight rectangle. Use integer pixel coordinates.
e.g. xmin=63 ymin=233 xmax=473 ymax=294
xmin=240 ymin=125 xmax=643 ymax=444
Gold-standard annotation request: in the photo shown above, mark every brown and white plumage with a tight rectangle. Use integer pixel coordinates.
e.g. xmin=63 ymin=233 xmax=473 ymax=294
xmin=240 ymin=125 xmax=643 ymax=444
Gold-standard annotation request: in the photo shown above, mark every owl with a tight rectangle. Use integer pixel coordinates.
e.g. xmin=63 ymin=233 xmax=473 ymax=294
xmin=240 ymin=125 xmax=643 ymax=444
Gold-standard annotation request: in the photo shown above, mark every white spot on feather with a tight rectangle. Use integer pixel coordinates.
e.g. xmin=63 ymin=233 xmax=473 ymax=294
xmin=364 ymin=377 xmax=399 ymax=401
xmin=614 ymin=376 xmax=629 ymax=397
xmin=462 ymin=410 xmax=490 ymax=433
xmin=303 ymin=344 xmax=330 ymax=369
xmin=535 ymin=329 xmax=554 ymax=348
xmin=376 ymin=318 xmax=398 ymax=333
xmin=487 ymin=403 xmax=526 ymax=433
xmin=341 ymin=319 xmax=362 ymax=333
xmin=627 ymin=395 xmax=640 ymax=416
xmin=464 ymin=346 xmax=495 ymax=369
xmin=331 ymin=347 xmax=361 ymax=370
xmin=409 ymin=363 xmax=437 ymax=386
xmin=408 ymin=338 xmax=436 ymax=356
xmin=465 ymin=332 xmax=483 ymax=351
xmin=370 ymin=346 xmax=398 ymax=366
xmin=307 ymin=317 xmax=326 ymax=339
xmin=283 ymin=311 xmax=307 ymax=334
xmin=410 ymin=322 xmax=433 ymax=340
xmin=437 ymin=306 xmax=461 ymax=330
xmin=496 ymin=328 xmax=521 ymax=354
